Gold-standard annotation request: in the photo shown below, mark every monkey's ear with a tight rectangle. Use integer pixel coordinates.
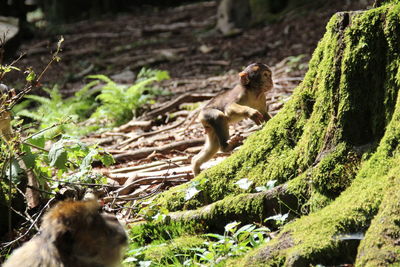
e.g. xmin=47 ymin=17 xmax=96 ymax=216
xmin=239 ymin=72 xmax=250 ymax=85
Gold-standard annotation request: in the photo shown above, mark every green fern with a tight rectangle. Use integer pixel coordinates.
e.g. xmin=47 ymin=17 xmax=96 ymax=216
xmin=90 ymin=68 xmax=170 ymax=125
xmin=14 ymin=85 xmax=96 ymax=137
xmin=23 ymin=94 xmax=52 ymax=105
xmin=14 ymin=68 xmax=170 ymax=137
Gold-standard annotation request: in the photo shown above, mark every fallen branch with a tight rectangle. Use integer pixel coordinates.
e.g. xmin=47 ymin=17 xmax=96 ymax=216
xmin=109 ymin=163 xmax=181 ymax=178
xmin=65 ymin=31 xmax=141 ymax=43
xmin=113 ymin=120 xmax=152 ymax=133
xmin=102 ymin=183 xmax=165 ymax=203
xmin=143 ymin=93 xmax=214 ymax=119
xmin=143 ymin=20 xmax=213 ymax=34
xmin=172 ymin=1 xmax=216 ymax=12
xmin=190 ymin=60 xmax=230 ymax=66
xmin=118 ymin=118 xmax=186 ymax=148
xmin=112 ymin=138 xmax=204 ymax=162
xmin=108 ymin=165 xmax=192 ymax=181
xmin=109 ymin=156 xmax=187 ymax=173
xmin=112 ymin=173 xmax=191 ymax=196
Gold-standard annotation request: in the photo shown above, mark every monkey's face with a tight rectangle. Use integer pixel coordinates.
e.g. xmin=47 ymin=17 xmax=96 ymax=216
xmin=239 ymin=63 xmax=273 ymax=90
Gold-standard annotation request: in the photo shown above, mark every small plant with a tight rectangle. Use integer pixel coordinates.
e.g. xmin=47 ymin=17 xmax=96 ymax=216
xmin=185 ymin=176 xmax=208 ymax=201
xmin=90 ymin=68 xmax=170 ymax=126
xmin=265 ymin=213 xmax=289 ymax=227
xmin=234 ymin=178 xmax=253 ymax=191
xmin=16 ymin=85 xmax=96 ymax=137
xmin=124 ymin=222 xmax=270 ymax=266
xmin=194 ymin=222 xmax=270 ymax=265
xmin=255 ymin=179 xmax=277 ymax=192
xmin=138 ymin=202 xmax=170 ymax=223
xmin=15 ymin=68 xmax=170 ymax=137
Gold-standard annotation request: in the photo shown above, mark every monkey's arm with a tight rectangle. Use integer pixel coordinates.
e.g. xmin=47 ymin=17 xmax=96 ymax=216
xmin=225 ymin=102 xmax=265 ymax=125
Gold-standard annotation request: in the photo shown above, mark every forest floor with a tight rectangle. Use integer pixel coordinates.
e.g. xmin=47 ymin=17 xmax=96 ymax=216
xmin=6 ymin=0 xmax=369 ymax=216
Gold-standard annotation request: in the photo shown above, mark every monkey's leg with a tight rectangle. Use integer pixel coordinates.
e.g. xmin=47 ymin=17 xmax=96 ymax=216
xmin=191 ymin=128 xmax=220 ymax=175
xmin=213 ymin=116 xmax=233 ymax=153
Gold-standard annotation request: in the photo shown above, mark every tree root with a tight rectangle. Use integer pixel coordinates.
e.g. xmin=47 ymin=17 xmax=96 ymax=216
xmin=166 ymin=185 xmax=300 ymax=232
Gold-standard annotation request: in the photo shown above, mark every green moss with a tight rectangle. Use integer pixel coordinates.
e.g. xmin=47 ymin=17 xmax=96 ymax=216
xmin=356 ymin=177 xmax=400 ymax=266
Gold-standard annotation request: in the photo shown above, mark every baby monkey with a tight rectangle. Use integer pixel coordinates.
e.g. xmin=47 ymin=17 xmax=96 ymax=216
xmin=3 ymin=200 xmax=127 ymax=267
xmin=192 ymin=63 xmax=273 ymax=176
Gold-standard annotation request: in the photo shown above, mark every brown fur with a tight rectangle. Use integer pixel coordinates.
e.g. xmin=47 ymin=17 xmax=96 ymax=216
xmin=3 ymin=200 xmax=127 ymax=267
xmin=192 ymin=63 xmax=273 ymax=175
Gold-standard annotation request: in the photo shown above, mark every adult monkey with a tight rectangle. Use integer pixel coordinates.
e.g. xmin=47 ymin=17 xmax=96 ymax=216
xmin=3 ymin=200 xmax=127 ymax=267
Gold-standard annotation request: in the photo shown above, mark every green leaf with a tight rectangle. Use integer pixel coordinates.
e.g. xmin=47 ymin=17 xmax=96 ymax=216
xmin=253 ymin=227 xmax=270 ymax=233
xmin=17 ymin=109 xmax=43 ymax=121
xmin=185 ymin=185 xmax=201 ymax=201
xmin=139 ymin=261 xmax=152 ymax=267
xmin=12 ymin=99 xmax=32 ymax=113
xmin=123 ymin=256 xmax=138 ymax=263
xmin=155 ymin=70 xmax=170 ymax=81
xmin=26 ymin=71 xmax=36 ymax=82
xmin=266 ymin=180 xmax=277 ymax=189
xmin=75 ymin=80 xmax=100 ymax=98
xmin=204 ymin=233 xmax=226 ymax=241
xmin=48 ymin=141 xmax=68 ymax=169
xmin=265 ymin=213 xmax=289 ymax=224
xmin=21 ymin=144 xmax=36 ymax=169
xmin=255 ymin=185 xmax=267 ymax=192
xmin=99 ymin=153 xmax=115 ymax=166
xmin=88 ymin=74 xmax=115 ymax=84
xmin=80 ymin=148 xmax=97 ymax=170
xmin=235 ymin=224 xmax=256 ymax=236
xmin=0 ymin=65 xmax=20 ymax=73
xmin=225 ymin=221 xmax=240 ymax=233
xmin=24 ymin=94 xmax=52 ymax=105
xmin=6 ymin=159 xmax=23 ymax=184
xmin=26 ymin=135 xmax=46 ymax=148
xmin=234 ymin=178 xmax=253 ymax=190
